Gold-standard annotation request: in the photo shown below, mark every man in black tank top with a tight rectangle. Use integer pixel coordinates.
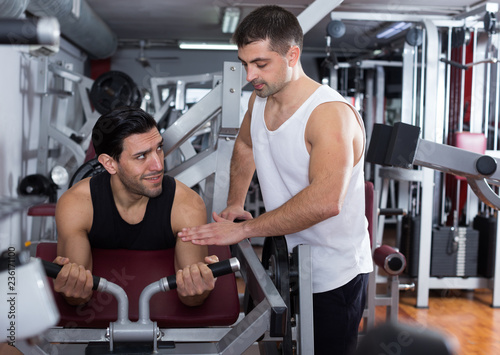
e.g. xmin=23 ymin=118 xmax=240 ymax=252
xmin=51 ymin=107 xmax=218 ymax=307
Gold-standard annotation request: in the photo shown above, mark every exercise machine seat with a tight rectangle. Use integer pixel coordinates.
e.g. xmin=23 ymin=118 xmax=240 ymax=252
xmin=27 ymin=145 xmax=96 ymax=218
xmin=453 ymin=132 xmax=486 ymax=181
xmin=36 ymin=243 xmax=240 ymax=328
xmin=28 ymin=203 xmax=56 ymax=217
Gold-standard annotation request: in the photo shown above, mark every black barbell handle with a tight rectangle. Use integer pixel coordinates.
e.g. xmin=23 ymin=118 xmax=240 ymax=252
xmin=163 ymin=257 xmax=240 ymax=291
xmin=40 ymin=257 xmax=240 ymax=292
xmin=40 ymin=259 xmax=101 ymax=290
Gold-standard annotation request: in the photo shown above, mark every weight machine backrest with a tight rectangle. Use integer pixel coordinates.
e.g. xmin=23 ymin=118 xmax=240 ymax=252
xmin=453 ymin=132 xmax=486 ymax=181
xmin=36 ymin=243 xmax=240 ymax=328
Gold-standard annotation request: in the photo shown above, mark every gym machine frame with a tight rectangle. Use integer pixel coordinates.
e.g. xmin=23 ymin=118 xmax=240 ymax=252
xmin=14 ymin=240 xmax=314 ymax=355
xmin=14 ymin=62 xmax=315 ymax=354
xmin=333 ymin=1 xmax=500 ymax=308
xmin=150 ymin=63 xmax=241 ymax=219
xmin=368 ymin=122 xmax=500 ymax=307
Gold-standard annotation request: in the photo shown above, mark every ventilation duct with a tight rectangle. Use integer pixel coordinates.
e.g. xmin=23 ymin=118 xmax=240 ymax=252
xmin=26 ymin=0 xmax=117 ymax=59
xmin=0 ymin=0 xmax=29 ymax=18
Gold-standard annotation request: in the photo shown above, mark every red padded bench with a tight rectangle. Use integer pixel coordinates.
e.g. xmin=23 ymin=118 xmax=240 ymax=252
xmin=36 ymin=243 xmax=240 ymax=328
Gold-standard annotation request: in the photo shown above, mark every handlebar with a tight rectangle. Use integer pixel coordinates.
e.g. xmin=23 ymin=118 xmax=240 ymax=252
xmin=40 ymin=257 xmax=241 ymax=291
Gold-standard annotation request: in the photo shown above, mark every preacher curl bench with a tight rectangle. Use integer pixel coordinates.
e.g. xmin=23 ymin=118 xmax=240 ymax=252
xmin=5 ymin=150 xmax=412 ymax=355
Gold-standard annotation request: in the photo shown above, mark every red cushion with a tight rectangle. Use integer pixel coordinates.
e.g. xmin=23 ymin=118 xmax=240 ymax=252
xmin=36 ymin=243 xmax=240 ymax=328
xmin=28 ymin=203 xmax=56 ymax=216
xmin=453 ymin=132 xmax=486 ymax=181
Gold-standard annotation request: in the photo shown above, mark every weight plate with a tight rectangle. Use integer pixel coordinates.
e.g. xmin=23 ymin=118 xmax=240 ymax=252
xmin=19 ymin=174 xmax=54 ymax=196
xmin=69 ymin=158 xmax=106 ymax=187
xmin=261 ymin=236 xmax=294 ymax=355
xmin=242 ymin=236 xmax=294 ymax=354
xmin=90 ymin=71 xmax=142 ymax=114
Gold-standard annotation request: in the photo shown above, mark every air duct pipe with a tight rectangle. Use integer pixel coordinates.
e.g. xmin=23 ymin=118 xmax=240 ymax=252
xmin=26 ymin=0 xmax=117 ymax=59
xmin=0 ymin=17 xmax=60 ymax=45
xmin=0 ymin=0 xmax=29 ymax=18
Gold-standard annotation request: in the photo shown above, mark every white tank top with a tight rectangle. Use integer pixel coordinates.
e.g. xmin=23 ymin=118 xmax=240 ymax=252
xmin=250 ymin=85 xmax=373 ymax=293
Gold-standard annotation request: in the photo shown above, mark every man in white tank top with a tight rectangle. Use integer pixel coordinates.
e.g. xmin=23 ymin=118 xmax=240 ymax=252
xmin=179 ymin=5 xmax=373 ymax=354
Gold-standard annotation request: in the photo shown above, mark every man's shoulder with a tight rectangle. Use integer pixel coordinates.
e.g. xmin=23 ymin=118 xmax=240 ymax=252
xmin=59 ymin=177 xmax=92 ymax=205
xmin=173 ymin=179 xmax=205 ymax=208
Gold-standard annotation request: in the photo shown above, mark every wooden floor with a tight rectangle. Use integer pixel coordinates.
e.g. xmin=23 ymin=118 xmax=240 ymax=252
xmin=242 ymin=244 xmax=500 ymax=354
xmin=392 ymin=288 xmax=500 ymax=355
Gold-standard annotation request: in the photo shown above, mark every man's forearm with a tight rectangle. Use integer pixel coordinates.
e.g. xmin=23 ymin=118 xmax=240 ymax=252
xmin=241 ymin=181 xmax=338 ymax=239
xmin=227 ymin=140 xmax=255 ymax=207
xmin=178 ymin=290 xmax=211 ymax=307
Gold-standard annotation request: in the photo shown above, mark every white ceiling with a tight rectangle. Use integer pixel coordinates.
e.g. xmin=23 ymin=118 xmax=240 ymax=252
xmin=85 ymin=0 xmax=499 ymax=59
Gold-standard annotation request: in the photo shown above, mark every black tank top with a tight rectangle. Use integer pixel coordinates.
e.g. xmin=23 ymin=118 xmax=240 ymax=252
xmin=88 ymin=172 xmax=176 ymax=250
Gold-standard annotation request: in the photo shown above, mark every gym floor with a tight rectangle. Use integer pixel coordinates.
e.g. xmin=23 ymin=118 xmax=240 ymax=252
xmin=234 ymin=244 xmax=500 ymax=355
xmin=397 ymin=287 xmax=500 ymax=355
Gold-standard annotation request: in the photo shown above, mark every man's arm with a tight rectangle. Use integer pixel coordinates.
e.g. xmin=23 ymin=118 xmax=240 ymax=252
xmin=54 ymin=178 xmax=95 ymax=305
xmin=171 ymin=180 xmax=217 ymax=306
xmin=219 ymin=93 xmax=256 ymax=221
xmin=179 ymin=101 xmax=364 ymax=245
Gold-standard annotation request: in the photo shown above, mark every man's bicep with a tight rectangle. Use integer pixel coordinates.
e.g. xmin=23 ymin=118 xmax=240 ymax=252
xmin=55 ymin=193 xmax=93 ymax=269
xmin=171 ymin=181 xmax=208 ymax=269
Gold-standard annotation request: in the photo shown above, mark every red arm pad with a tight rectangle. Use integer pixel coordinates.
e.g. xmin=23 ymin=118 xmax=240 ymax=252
xmin=373 ymin=245 xmax=406 ymax=275
xmin=28 ymin=203 xmax=56 ymax=216
xmin=36 ymin=243 xmax=240 ymax=328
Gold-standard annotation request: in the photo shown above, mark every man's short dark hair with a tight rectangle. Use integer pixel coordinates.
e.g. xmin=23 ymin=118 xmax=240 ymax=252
xmin=232 ymin=5 xmax=303 ymax=56
xmin=92 ymin=106 xmax=158 ymax=161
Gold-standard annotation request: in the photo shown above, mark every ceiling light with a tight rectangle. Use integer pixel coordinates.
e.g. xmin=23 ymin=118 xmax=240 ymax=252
xmin=178 ymin=41 xmax=237 ymax=50
xmin=222 ymin=7 xmax=240 ymax=34
xmin=376 ymin=22 xmax=412 ymax=39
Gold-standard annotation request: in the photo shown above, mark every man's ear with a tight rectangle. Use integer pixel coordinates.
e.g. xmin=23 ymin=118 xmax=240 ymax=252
xmin=98 ymin=154 xmax=117 ymax=175
xmin=288 ymin=45 xmax=300 ymax=67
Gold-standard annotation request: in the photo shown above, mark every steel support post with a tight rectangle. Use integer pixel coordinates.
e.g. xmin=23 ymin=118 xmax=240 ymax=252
xmin=416 ymin=19 xmax=440 ymax=308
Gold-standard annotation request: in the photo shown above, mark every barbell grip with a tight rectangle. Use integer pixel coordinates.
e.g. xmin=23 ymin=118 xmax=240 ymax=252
xmin=163 ymin=257 xmax=240 ymax=291
xmin=40 ymin=259 xmax=101 ymax=291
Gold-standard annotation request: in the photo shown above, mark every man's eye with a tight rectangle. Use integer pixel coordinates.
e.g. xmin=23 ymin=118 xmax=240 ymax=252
xmin=137 ymin=154 xmax=145 ymax=160
xmin=257 ymin=64 xmax=266 ymax=69
xmin=157 ymin=145 xmax=163 ymax=151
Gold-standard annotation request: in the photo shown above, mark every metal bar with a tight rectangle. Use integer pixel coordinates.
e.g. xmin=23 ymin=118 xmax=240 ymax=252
xmin=416 ymin=19 xmax=440 ymax=308
xmin=401 ymin=42 xmax=415 ymax=124
xmin=297 ymin=0 xmax=342 ymax=35
xmin=221 ymin=62 xmax=243 ymax=131
xmin=48 ymin=125 xmax=86 ymax=163
xmin=234 ymin=240 xmax=287 ymax=309
xmin=166 ymin=149 xmax=217 ymax=187
xmin=151 ymin=73 xmax=215 ymax=115
xmin=412 ymin=44 xmax=418 ymax=126
xmin=428 ymin=277 xmax=489 ymax=288
xmin=218 ymin=301 xmax=272 ymax=354
xmin=161 ymin=84 xmax=222 ymax=155
xmin=459 ymin=34 xmax=466 ymax=132
xmin=160 ymin=328 xmax=231 ymax=342
xmin=0 ymin=196 xmax=44 ymax=220
xmin=492 ymin=215 xmax=500 ymax=307
xmin=296 ymin=245 xmax=314 ymax=355
xmin=414 ymin=139 xmax=500 ymax=182
xmin=453 ymin=2 xmax=499 ymax=21
xmin=330 ymin=11 xmax=451 ymax=23
xmin=494 ymin=35 xmax=500 ymax=150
